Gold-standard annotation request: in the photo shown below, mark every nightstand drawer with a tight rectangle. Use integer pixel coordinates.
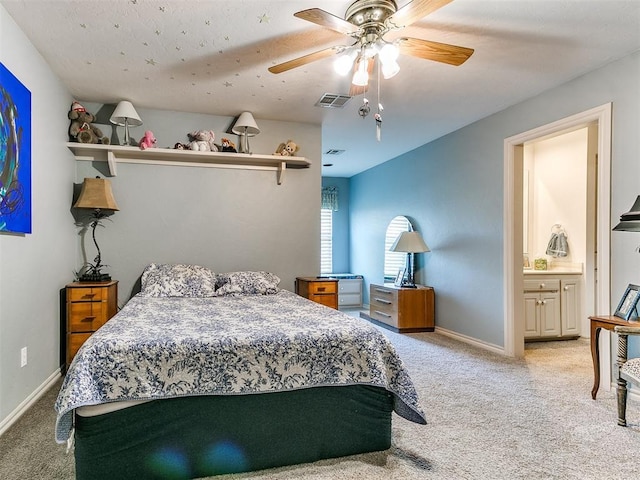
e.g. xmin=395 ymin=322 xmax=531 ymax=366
xmin=68 ymin=302 xmax=107 ymax=331
xmin=67 ymin=333 xmax=92 ymax=363
xmin=308 ymin=281 xmax=337 ymax=294
xmin=68 ymin=287 xmax=106 ymax=302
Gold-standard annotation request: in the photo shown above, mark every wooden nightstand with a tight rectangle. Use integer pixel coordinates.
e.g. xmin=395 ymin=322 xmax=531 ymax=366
xmin=65 ymin=280 xmax=118 ymax=368
xmin=295 ymin=277 xmax=338 ymax=309
xmin=367 ymin=283 xmax=435 ymax=333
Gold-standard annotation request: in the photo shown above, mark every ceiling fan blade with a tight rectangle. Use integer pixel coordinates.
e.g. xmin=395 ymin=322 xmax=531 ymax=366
xmin=397 ymin=37 xmax=474 ymax=66
xmin=294 ymin=8 xmax=360 ymax=35
xmin=268 ymin=46 xmax=342 ymax=74
xmin=349 ymin=58 xmax=374 ymax=97
xmin=387 ymin=0 xmax=454 ymax=29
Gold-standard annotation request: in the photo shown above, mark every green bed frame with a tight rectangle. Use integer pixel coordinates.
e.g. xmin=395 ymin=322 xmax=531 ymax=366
xmin=74 ymin=385 xmax=393 ymax=479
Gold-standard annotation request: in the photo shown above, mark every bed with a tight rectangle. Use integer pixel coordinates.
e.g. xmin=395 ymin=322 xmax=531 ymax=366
xmin=55 ymin=264 xmax=426 ymax=479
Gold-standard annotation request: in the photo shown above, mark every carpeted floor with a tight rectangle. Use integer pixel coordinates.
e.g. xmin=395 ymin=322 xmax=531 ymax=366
xmin=0 ymin=327 xmax=638 ymax=479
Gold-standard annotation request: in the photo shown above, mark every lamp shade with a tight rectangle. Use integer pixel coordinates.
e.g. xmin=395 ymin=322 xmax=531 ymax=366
xmin=390 ymin=231 xmax=430 ymax=253
xmin=109 ymin=101 xmax=143 ymax=127
xmin=231 ymin=112 xmax=260 ymax=136
xmin=73 ymin=177 xmax=119 ymax=211
xmin=613 ymin=195 xmax=640 ymax=232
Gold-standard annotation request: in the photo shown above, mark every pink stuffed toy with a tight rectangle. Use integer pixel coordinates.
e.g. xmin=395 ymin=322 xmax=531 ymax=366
xmin=139 ymin=130 xmax=157 ymax=150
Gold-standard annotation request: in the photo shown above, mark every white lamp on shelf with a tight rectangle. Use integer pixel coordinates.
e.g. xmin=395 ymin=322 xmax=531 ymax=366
xmin=110 ymin=101 xmax=143 ymax=146
xmin=231 ymin=112 xmax=260 ymax=154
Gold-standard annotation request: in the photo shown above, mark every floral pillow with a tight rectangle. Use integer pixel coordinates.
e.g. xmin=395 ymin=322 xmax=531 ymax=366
xmin=139 ymin=263 xmax=217 ymax=297
xmin=216 ymin=271 xmax=281 ymax=296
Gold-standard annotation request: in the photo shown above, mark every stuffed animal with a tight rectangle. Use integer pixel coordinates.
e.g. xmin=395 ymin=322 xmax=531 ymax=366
xmin=173 ymin=142 xmax=188 ymax=150
xmin=138 ymin=130 xmax=157 ymax=150
xmin=187 ymin=130 xmax=218 ymax=152
xmin=68 ymin=101 xmax=109 ymax=144
xmin=220 ymin=138 xmax=237 ymax=153
xmin=274 ymin=140 xmax=299 ymax=156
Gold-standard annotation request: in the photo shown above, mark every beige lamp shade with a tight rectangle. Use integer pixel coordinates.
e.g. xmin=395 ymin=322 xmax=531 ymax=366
xmin=74 ymin=177 xmax=119 ymax=211
xmin=390 ymin=231 xmax=430 ymax=253
xmin=231 ymin=112 xmax=260 ymax=136
xmin=109 ymin=101 xmax=142 ymax=127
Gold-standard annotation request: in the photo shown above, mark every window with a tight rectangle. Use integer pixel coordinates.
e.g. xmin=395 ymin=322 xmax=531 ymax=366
xmin=384 ymin=216 xmax=412 ymax=282
xmin=320 ymin=209 xmax=333 ymax=274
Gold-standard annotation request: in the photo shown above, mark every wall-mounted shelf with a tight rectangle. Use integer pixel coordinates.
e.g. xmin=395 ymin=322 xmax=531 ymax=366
xmin=67 ymin=143 xmax=311 ymax=185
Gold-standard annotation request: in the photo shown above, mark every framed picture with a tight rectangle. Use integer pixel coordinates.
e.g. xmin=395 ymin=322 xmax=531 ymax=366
xmin=394 ymin=268 xmax=405 ymax=287
xmin=614 ymin=284 xmax=640 ymax=320
xmin=0 ymin=62 xmax=32 ymax=234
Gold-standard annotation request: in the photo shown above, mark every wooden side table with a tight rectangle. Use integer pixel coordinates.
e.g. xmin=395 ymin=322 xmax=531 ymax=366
xmin=367 ymin=283 xmax=435 ymax=333
xmin=295 ymin=277 xmax=338 ymax=309
xmin=589 ymin=315 xmax=640 ymax=399
xmin=65 ymin=280 xmax=118 ymax=368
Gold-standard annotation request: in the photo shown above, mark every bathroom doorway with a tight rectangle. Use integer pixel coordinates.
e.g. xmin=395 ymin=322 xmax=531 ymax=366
xmin=503 ymin=104 xmax=612 ymax=386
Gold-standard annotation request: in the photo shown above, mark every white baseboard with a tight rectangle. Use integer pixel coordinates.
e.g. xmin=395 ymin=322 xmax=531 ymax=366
xmin=435 ymin=326 xmax=506 ymax=356
xmin=0 ymin=370 xmax=61 ymax=437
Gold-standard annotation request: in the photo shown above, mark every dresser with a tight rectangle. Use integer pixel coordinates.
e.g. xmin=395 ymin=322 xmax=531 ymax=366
xmin=65 ymin=280 xmax=118 ymax=367
xmin=295 ymin=277 xmax=338 ymax=309
xmin=369 ymin=283 xmax=435 ymax=332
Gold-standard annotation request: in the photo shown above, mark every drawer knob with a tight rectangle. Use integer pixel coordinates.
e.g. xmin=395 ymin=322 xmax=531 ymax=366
xmin=317 ymin=287 xmax=326 ymax=292
xmin=374 ymin=310 xmax=392 ymax=318
xmin=82 ymin=316 xmax=96 ymax=321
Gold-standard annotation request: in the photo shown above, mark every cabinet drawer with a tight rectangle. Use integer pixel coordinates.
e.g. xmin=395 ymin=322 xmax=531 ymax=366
xmin=524 ymin=279 xmax=560 ymax=292
xmin=311 ymin=293 xmax=338 ymax=309
xmin=339 ymin=280 xmax=361 ymax=294
xmin=370 ymin=309 xmax=398 ymax=328
xmin=67 ymin=333 xmax=92 ymax=363
xmin=308 ymin=281 xmax=337 ymax=294
xmin=68 ymin=302 xmax=107 ymax=332
xmin=68 ymin=287 xmax=106 ymax=302
xmin=338 ymin=293 xmax=361 ymax=306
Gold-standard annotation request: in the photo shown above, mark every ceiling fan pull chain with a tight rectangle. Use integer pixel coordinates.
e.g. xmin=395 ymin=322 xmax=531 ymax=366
xmin=375 ymin=60 xmax=383 ymax=142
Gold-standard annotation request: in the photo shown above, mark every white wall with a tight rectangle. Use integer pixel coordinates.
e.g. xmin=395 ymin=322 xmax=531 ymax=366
xmin=0 ymin=4 xmax=75 ymax=427
xmin=75 ymin=104 xmax=322 ymax=304
xmin=525 ymin=128 xmax=588 ymax=267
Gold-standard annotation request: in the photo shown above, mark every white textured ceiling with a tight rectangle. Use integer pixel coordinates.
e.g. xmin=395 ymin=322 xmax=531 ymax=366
xmin=2 ymin=0 xmax=639 ymax=177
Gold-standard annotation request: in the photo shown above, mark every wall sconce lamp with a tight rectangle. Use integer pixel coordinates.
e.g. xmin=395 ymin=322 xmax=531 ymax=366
xmin=110 ymin=101 xmax=143 ymax=146
xmin=231 ymin=112 xmax=260 ymax=154
xmin=390 ymin=231 xmax=430 ymax=288
xmin=613 ymin=196 xmax=640 ymax=232
xmin=73 ymin=177 xmax=119 ymax=282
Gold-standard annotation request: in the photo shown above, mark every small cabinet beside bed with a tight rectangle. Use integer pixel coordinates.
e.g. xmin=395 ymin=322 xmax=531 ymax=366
xmin=64 ymin=280 xmax=118 ymax=369
xmin=56 ymin=265 xmax=426 ymax=479
xmin=295 ymin=276 xmax=338 ymax=309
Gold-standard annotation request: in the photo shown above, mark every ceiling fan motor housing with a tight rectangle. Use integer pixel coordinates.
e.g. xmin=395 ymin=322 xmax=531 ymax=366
xmin=346 ymin=0 xmax=398 ymax=38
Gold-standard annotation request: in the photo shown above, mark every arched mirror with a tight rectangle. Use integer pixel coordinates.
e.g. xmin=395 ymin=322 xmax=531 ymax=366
xmin=384 ymin=215 xmax=413 ymax=282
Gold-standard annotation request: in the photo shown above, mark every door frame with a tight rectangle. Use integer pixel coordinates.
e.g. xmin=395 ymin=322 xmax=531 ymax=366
xmin=503 ymin=103 xmax=612 ymax=359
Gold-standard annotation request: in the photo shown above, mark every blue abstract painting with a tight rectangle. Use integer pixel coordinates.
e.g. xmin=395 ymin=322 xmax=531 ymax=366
xmin=0 ymin=62 xmax=32 ymax=234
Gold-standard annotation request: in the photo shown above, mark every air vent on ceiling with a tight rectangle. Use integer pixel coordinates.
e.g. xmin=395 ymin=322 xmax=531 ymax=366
xmin=324 ymin=149 xmax=345 ymax=155
xmin=315 ymin=93 xmax=351 ymax=108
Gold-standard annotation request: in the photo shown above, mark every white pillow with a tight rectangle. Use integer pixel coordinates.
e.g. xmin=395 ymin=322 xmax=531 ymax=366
xmin=216 ymin=271 xmax=281 ymax=296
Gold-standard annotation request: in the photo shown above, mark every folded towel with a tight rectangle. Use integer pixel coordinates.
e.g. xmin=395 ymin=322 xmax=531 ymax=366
xmin=546 ymin=232 xmax=568 ymax=257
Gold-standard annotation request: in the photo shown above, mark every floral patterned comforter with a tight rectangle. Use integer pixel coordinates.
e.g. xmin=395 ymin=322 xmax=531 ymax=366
xmin=55 ymin=290 xmax=426 ymax=443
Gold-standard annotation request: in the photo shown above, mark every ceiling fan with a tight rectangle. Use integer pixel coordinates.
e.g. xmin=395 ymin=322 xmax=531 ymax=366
xmin=268 ymin=0 xmax=474 ymax=95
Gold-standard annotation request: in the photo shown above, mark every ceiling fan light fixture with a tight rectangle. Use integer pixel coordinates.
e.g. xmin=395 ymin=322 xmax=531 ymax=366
xmin=382 ymin=59 xmax=400 ymax=79
xmin=378 ymin=42 xmax=399 ymax=63
xmin=352 ymin=59 xmax=369 ymax=86
xmin=334 ymin=49 xmax=358 ymax=76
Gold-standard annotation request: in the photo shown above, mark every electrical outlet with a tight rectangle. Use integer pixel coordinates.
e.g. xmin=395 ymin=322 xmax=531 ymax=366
xmin=20 ymin=347 xmax=27 ymax=367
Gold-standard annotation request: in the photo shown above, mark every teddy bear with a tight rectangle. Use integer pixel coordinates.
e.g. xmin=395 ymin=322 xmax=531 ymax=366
xmin=274 ymin=140 xmax=299 ymax=156
xmin=138 ymin=130 xmax=157 ymax=150
xmin=187 ymin=130 xmax=218 ymax=152
xmin=173 ymin=142 xmax=188 ymax=150
xmin=220 ymin=138 xmax=237 ymax=153
xmin=68 ymin=101 xmax=109 ymax=144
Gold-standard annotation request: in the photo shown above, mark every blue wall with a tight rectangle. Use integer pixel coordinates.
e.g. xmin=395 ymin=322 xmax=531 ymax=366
xmin=348 ymin=51 xmax=640 ymax=350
